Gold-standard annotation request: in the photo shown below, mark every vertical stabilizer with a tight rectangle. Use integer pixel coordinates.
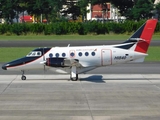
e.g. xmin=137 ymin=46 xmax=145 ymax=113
xmin=125 ymin=19 xmax=158 ymax=53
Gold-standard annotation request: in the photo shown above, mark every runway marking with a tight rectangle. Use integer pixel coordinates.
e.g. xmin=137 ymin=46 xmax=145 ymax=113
xmin=142 ymin=74 xmax=160 ymax=90
xmin=80 ymin=80 xmax=94 ymax=120
xmin=0 ymin=75 xmax=18 ymax=95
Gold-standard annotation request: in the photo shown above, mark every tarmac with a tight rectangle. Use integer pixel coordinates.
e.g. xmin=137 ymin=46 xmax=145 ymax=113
xmin=0 ymin=74 xmax=160 ymax=120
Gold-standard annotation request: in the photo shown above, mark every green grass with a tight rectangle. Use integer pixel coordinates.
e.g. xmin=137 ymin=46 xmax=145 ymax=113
xmin=0 ymin=47 xmax=34 ymax=62
xmin=0 ymin=34 xmax=160 ymax=40
xmin=145 ymin=46 xmax=160 ymax=61
xmin=0 ymin=47 xmax=159 ymax=62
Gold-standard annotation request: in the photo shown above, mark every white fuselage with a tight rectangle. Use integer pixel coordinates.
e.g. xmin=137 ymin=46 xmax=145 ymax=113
xmin=6 ymin=45 xmax=147 ymax=74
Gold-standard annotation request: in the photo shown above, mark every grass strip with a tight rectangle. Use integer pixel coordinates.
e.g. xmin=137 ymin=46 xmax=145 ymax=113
xmin=0 ymin=47 xmax=34 ymax=62
xmin=0 ymin=34 xmax=159 ymax=41
xmin=145 ymin=46 xmax=160 ymax=61
xmin=0 ymin=47 xmax=159 ymax=62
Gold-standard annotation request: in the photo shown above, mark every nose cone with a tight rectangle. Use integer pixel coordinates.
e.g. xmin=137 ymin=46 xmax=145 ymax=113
xmin=2 ymin=64 xmax=7 ymax=70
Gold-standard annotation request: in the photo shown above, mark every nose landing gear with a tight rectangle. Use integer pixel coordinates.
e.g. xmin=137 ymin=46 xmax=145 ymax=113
xmin=21 ymin=75 xmax=26 ymax=80
xmin=21 ymin=70 xmax=26 ymax=80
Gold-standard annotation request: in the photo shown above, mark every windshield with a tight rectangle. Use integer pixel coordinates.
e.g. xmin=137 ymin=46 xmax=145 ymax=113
xmin=26 ymin=51 xmax=42 ymax=57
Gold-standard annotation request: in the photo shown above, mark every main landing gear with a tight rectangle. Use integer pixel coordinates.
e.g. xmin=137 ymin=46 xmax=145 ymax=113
xmin=70 ymin=66 xmax=78 ymax=81
xmin=21 ymin=70 xmax=26 ymax=80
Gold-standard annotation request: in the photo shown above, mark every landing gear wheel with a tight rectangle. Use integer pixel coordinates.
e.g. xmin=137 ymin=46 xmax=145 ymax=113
xmin=70 ymin=74 xmax=78 ymax=81
xmin=21 ymin=76 xmax=26 ymax=80
xmin=21 ymin=70 xmax=26 ymax=80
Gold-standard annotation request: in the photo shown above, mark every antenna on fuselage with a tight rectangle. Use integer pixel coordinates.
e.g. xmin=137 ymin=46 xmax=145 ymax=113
xmin=67 ymin=44 xmax=70 ymax=47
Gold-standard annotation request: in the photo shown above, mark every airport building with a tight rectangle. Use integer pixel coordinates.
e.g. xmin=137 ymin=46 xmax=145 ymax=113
xmin=86 ymin=3 xmax=120 ymax=21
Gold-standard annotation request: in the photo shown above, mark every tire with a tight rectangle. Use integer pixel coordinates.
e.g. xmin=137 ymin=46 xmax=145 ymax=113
xmin=70 ymin=74 xmax=78 ymax=81
xmin=21 ymin=76 xmax=26 ymax=80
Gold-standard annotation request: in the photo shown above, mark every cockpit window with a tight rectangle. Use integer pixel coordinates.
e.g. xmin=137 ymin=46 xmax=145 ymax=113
xmin=37 ymin=52 xmax=41 ymax=56
xmin=26 ymin=51 xmax=42 ymax=57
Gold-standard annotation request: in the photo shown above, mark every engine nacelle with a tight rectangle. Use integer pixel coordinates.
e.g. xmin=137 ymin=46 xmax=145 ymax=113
xmin=46 ymin=58 xmax=68 ymax=67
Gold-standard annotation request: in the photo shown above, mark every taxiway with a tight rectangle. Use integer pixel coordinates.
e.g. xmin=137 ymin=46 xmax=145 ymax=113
xmin=0 ymin=74 xmax=160 ymax=120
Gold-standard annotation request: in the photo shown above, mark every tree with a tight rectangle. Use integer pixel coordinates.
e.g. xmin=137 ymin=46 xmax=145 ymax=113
xmin=27 ymin=0 xmax=49 ymax=22
xmin=127 ymin=0 xmax=154 ymax=20
xmin=14 ymin=0 xmax=29 ymax=23
xmin=0 ymin=0 xmax=18 ymax=23
xmin=111 ymin=0 xmax=134 ymax=16
xmin=46 ymin=0 xmax=66 ymax=22
xmin=91 ymin=0 xmax=110 ymax=5
xmin=155 ymin=2 xmax=160 ymax=19
xmin=77 ymin=0 xmax=90 ymax=21
xmin=26 ymin=0 xmax=65 ymax=22
xmin=60 ymin=0 xmax=80 ymax=20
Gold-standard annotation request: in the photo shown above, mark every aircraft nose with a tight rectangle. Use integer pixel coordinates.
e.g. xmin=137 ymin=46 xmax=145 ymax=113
xmin=2 ymin=64 xmax=7 ymax=70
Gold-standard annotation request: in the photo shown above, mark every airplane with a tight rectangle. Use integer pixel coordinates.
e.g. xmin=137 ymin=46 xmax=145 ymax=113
xmin=2 ymin=19 xmax=158 ymax=81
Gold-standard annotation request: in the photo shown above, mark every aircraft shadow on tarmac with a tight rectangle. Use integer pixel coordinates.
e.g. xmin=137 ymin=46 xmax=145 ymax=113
xmin=80 ymin=75 xmax=105 ymax=83
xmin=79 ymin=75 xmax=160 ymax=83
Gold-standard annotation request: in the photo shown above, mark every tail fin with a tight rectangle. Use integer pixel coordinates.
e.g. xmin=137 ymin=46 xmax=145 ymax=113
xmin=125 ymin=19 xmax=158 ymax=53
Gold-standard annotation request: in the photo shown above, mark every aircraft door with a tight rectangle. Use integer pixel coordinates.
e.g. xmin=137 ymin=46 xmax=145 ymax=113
xmin=101 ymin=49 xmax=112 ymax=66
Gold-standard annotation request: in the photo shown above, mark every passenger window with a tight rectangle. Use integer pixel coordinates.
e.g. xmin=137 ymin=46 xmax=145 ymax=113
xmin=85 ymin=52 xmax=89 ymax=56
xmin=78 ymin=52 xmax=82 ymax=57
xmin=91 ymin=52 xmax=96 ymax=56
xmin=49 ymin=53 xmax=53 ymax=58
xmin=62 ymin=53 xmax=66 ymax=57
xmin=70 ymin=52 xmax=75 ymax=57
xmin=55 ymin=53 xmax=59 ymax=57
